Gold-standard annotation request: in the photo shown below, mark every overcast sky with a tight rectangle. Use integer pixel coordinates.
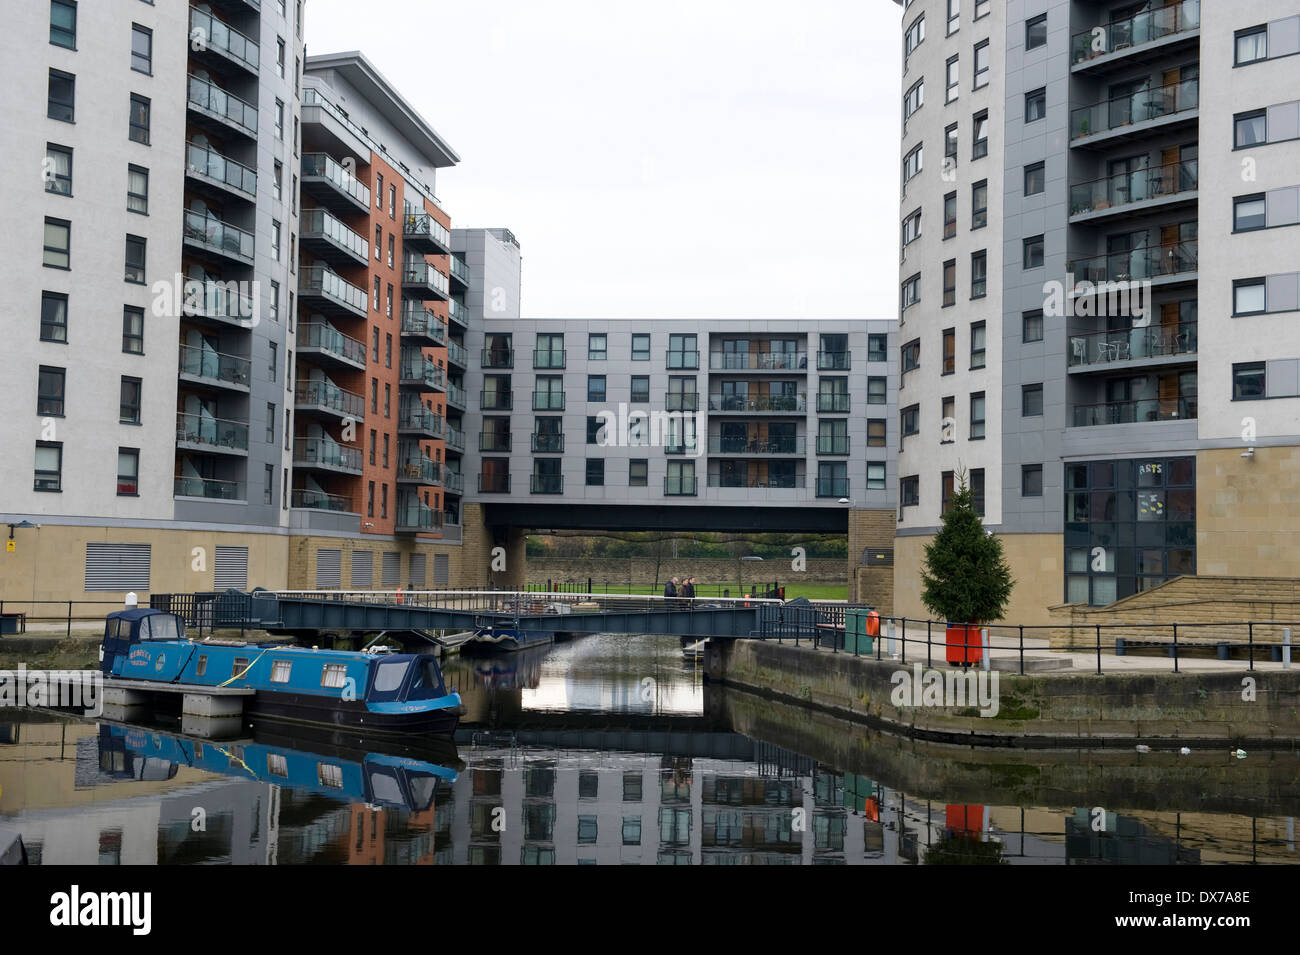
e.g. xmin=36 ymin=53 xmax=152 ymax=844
xmin=304 ymin=0 xmax=902 ymax=320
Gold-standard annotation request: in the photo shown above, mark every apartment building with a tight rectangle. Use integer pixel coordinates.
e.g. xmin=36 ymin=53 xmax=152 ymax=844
xmin=890 ymin=0 xmax=1300 ymax=622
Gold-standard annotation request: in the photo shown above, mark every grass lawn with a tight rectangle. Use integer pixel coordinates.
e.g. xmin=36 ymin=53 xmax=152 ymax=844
xmin=528 ymin=581 xmax=848 ymax=601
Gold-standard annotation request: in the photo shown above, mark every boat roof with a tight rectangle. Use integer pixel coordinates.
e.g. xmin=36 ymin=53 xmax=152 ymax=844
xmin=107 ymin=608 xmax=171 ymax=622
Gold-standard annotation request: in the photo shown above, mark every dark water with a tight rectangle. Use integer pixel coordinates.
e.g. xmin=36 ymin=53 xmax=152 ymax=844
xmin=1 ymin=633 xmax=1297 ymax=865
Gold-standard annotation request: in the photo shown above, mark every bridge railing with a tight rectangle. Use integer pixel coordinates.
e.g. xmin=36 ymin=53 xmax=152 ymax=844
xmin=271 ymin=589 xmax=783 ymax=619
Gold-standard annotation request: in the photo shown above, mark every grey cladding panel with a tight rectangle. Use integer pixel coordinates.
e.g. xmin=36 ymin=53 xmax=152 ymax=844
xmin=1269 ymin=16 xmax=1300 ymax=58
xmin=1267 ymin=187 xmax=1300 ymax=227
xmin=1266 ymin=101 xmax=1300 ymax=143
xmin=1266 ymin=272 xmax=1300 ymax=313
xmin=1266 ymin=359 xmax=1300 ymax=397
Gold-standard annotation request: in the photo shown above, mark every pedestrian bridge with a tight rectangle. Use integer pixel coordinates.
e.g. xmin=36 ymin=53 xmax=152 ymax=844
xmin=149 ymin=589 xmax=850 ymax=644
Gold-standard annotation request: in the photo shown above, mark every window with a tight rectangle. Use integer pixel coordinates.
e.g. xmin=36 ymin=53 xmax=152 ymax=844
xmin=117 ymin=448 xmax=140 ymax=497
xmin=586 ymin=459 xmax=605 ymax=486
xmin=666 ymin=334 xmax=694 ymax=368
xmin=272 ymin=162 xmax=282 ymax=202
xmin=970 ymin=391 xmax=986 ymax=438
xmin=945 ymin=55 xmax=959 ymax=102
xmin=900 ymin=475 xmax=919 ymax=508
xmin=382 ymin=433 xmax=389 ymax=468
xmin=974 ymin=0 xmax=989 ymax=20
xmin=942 ymin=327 xmax=955 ymax=374
xmin=970 ymin=250 xmax=987 ymax=298
xmin=972 ymin=110 xmax=988 ymax=159
xmin=119 ymin=377 xmax=142 ymax=424
xmin=127 ymin=165 xmax=148 ymax=213
xmin=588 ymin=333 xmax=607 ymax=359
xmin=45 ymin=144 xmax=72 ymax=196
xmin=371 ymin=327 xmax=380 ymax=362
xmin=587 ymin=375 xmax=606 ymax=402
xmin=35 ymin=442 xmax=62 ymax=492
xmin=633 ymin=334 xmax=652 ymax=361
xmin=48 ymin=70 xmax=74 ymax=123
xmin=970 ymin=468 xmax=986 ymax=516
xmin=376 ymin=174 xmax=384 ymax=208
xmin=973 ymin=40 xmax=989 ymax=89
xmin=1232 ymin=362 xmax=1265 ymax=399
xmin=124 ymin=235 xmax=146 ymax=283
xmin=944 ymin=123 xmax=958 ymax=174
xmin=122 ymin=307 xmax=144 ymax=354
xmin=1025 ymin=13 xmax=1047 ymax=50
xmin=868 ymin=334 xmax=888 ymax=363
xmin=386 ymin=284 xmax=393 ymax=317
xmin=1025 ymin=87 xmax=1046 ymax=123
xmin=868 ymin=376 xmax=887 ymax=404
xmin=383 ymin=384 xmax=390 ymax=418
xmin=389 ymin=185 xmax=397 ymax=219
xmin=971 ymin=179 xmax=987 ymax=228
xmin=867 ymin=419 xmax=887 ymax=448
xmin=1022 ymin=309 xmax=1043 ymax=343
xmin=275 ymin=99 xmax=284 ymax=139
xmin=904 ymin=79 xmax=924 ymax=128
xmin=284 ymin=410 xmax=290 ymax=451
xmin=131 ymin=24 xmax=152 ymax=73
xmin=904 ymin=14 xmax=925 ymax=64
xmin=381 ymin=483 xmax=387 ymax=519
xmin=271 ymin=220 xmax=281 ymax=261
xmin=129 ymin=94 xmax=150 ymax=144
xmin=1022 ymin=464 xmax=1042 ymax=497
xmin=1024 ymin=160 xmax=1045 ymax=196
xmin=1233 ymin=278 xmax=1266 ymax=315
xmin=38 ymin=366 xmax=65 ymax=416
xmin=630 ymin=376 xmax=650 ymax=402
xmin=970 ymin=322 xmax=986 ymax=369
xmin=586 ymin=417 xmax=602 ymax=445
xmin=1235 ymin=25 xmax=1267 ymax=66
xmin=630 ymin=459 xmax=648 ymax=487
xmin=372 ymin=275 xmax=380 ymax=310
xmin=903 ymin=144 xmax=923 ymax=185
xmin=1233 ymin=195 xmax=1266 ymax=232
xmin=942 ymin=260 xmax=956 ymax=307
xmin=941 ymin=471 xmax=954 ymax=515
xmin=867 ymin=461 xmax=887 ymax=490
xmin=901 ymin=404 xmax=919 ymax=437
xmin=277 ymin=37 xmax=286 ymax=77
xmin=291 ymin=175 xmax=297 ymax=214
xmin=1023 ymin=234 xmax=1044 ymax=269
xmin=44 ymin=218 xmax=70 ymax=269
xmin=941 ymin=396 xmax=955 ymax=442
xmin=901 ymin=273 xmax=921 ymax=312
xmin=943 ymin=191 xmax=957 ymax=239
xmin=902 ymin=208 xmax=922 ymax=248
xmin=50 ymin=0 xmax=77 ymax=48
xmin=269 ymin=281 xmax=280 ymax=324
xmin=269 ymin=341 xmax=278 ymax=382
xmin=901 ymin=338 xmax=920 ymax=373
xmin=946 ymin=0 xmax=959 ymax=35
xmin=1022 ymin=382 xmax=1043 ymax=416
xmin=41 ymin=292 xmax=68 ymax=342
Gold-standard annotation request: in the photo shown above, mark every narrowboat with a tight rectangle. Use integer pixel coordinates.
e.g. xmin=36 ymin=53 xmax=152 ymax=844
xmin=99 ymin=608 xmax=462 ymax=735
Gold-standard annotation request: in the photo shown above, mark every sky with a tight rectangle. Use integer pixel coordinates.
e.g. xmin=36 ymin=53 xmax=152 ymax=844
xmin=303 ymin=0 xmax=903 ymax=320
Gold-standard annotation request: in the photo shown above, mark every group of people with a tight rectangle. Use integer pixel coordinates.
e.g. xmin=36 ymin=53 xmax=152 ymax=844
xmin=663 ymin=576 xmax=697 ymax=602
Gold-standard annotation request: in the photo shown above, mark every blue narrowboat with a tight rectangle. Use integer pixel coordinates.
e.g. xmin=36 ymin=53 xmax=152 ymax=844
xmin=100 ymin=608 xmax=462 ymax=736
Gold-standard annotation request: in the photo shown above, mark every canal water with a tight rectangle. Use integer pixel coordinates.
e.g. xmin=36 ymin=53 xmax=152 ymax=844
xmin=2 ymin=633 xmax=1297 ymax=865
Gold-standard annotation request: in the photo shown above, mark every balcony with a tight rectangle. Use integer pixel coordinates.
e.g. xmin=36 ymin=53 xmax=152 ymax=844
xmin=1070 ymin=78 xmax=1198 ymax=144
xmin=292 ymin=488 xmax=354 ymax=512
xmin=441 ymin=519 xmax=463 ymax=542
xmin=445 ymin=385 xmax=468 ymax=411
xmin=443 ymin=470 xmax=465 ymax=493
xmin=294 ymin=378 xmax=365 ymax=423
xmin=532 ymin=433 xmax=565 ymax=453
xmin=189 ymin=6 xmax=259 ymax=75
xmin=816 ymin=435 xmax=851 ymax=455
xmin=402 ymin=212 xmax=451 ymax=255
xmin=398 ymin=399 xmax=444 ymax=439
xmin=1072 ymin=0 xmax=1199 ymax=71
xmin=481 ymin=348 xmax=515 ymax=369
xmin=186 ymin=141 xmax=256 ymax=200
xmin=299 ymin=266 xmax=368 ymax=320
xmin=297 ymin=322 xmax=367 ymax=371
xmin=400 ymin=304 xmax=445 ymax=346
xmin=480 ymin=432 xmax=512 ymax=452
xmin=533 ymin=349 xmax=566 ymax=370
xmin=1067 ymin=240 xmax=1196 ymax=288
xmin=400 ymin=352 xmax=446 ymax=392
xmin=665 ymin=476 xmax=698 ymax=496
xmin=1068 ymin=324 xmax=1198 ymax=370
xmin=664 ymin=439 xmax=700 ymax=455
xmin=301 ymin=153 xmax=371 ymax=216
xmin=446 ymin=340 xmax=469 ymax=369
xmin=449 ymin=254 xmax=470 ymax=290
xmin=448 ymin=298 xmax=469 ymax=327
xmin=478 ymin=474 xmax=511 ymax=493
xmin=395 ymin=494 xmax=441 ymax=534
xmin=180 ymin=279 xmax=257 ymax=328
xmin=708 ymin=474 xmax=803 ymax=489
xmin=174 ymin=476 xmax=243 ymax=500
xmin=708 ymin=394 xmax=807 ymax=413
xmin=176 ymin=412 xmax=249 ymax=454
xmin=300 ymin=208 xmax=369 ymax=268
xmin=293 ymin=437 xmax=363 ymax=474
xmin=817 ymin=352 xmax=851 ymax=371
xmin=1072 ymin=396 xmax=1197 ymax=427
xmin=397 ymin=451 xmax=440 ymax=486
xmin=532 ymin=392 xmax=565 ymax=411
xmin=816 ymin=394 xmax=851 ymax=413
xmin=445 ymin=425 xmax=466 ymax=452
xmin=402 ymin=260 xmax=450 ymax=301
xmin=481 ymin=390 xmax=513 ymax=411
xmin=707 ymin=436 xmax=805 ymax=455
xmin=186 ymin=73 xmax=257 ymax=139
xmin=816 ymin=477 xmax=850 ymax=498
xmin=708 ymin=352 xmax=808 ymax=371
xmin=665 ymin=393 xmax=699 ymax=412
xmin=182 ymin=210 xmax=255 ymax=265
xmin=1070 ymin=159 xmax=1197 ymax=222
xmin=177 ymin=344 xmax=251 ymax=391
xmin=531 ymin=474 xmax=563 ymax=494
xmin=667 ymin=350 xmax=700 ymax=370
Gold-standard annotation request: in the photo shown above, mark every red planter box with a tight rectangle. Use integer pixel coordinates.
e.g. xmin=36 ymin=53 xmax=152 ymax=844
xmin=945 ymin=624 xmax=983 ymax=666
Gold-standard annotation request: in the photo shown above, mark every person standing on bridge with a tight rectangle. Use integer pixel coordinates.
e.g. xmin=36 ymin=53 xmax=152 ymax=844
xmin=664 ymin=577 xmax=679 ymax=604
xmin=682 ymin=577 xmax=695 ymax=604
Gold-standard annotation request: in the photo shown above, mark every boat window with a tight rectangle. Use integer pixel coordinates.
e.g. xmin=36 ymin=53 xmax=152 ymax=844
xmin=146 ymin=615 xmax=182 ymax=641
xmin=321 ymin=664 xmax=348 ymax=688
xmin=270 ymin=660 xmax=292 ymax=684
xmin=369 ymin=772 xmax=404 ymax=806
xmin=196 ymin=655 xmax=208 ymax=677
xmin=318 ymin=763 xmax=343 ymax=788
xmin=231 ymin=658 xmax=249 ymax=680
xmin=409 ymin=658 xmax=446 ymax=697
xmin=267 ymin=754 xmax=288 ymax=776
xmin=373 ymin=661 xmax=409 ymax=693
xmin=408 ymin=774 xmax=439 ymax=811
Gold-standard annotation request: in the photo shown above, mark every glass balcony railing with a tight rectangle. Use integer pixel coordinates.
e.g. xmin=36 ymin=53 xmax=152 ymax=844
xmin=664 ymin=438 xmax=701 ymax=455
xmin=300 ymin=266 xmax=368 ymax=314
xmin=300 ymin=208 xmax=369 ymax=260
xmin=707 ymin=436 xmax=805 ymax=454
xmin=532 ymin=392 xmax=565 ymax=411
xmin=398 ymin=400 xmax=444 ymax=436
xmin=292 ymin=488 xmax=353 ymax=511
xmin=816 ymin=477 xmax=850 ymax=498
xmin=445 ymin=385 xmax=467 ymax=410
xmin=708 ymin=394 xmax=807 ymax=412
xmin=665 ymin=393 xmax=699 ymax=412
xmin=402 ymin=212 xmax=451 ymax=249
xmin=479 ymin=432 xmax=512 ymax=452
xmin=481 ymin=348 xmax=514 ymax=369
xmin=301 ymin=153 xmax=371 ymax=208
xmin=400 ymin=304 xmax=445 ymax=344
xmin=708 ymin=474 xmax=802 ymax=489
xmin=446 ymin=341 xmax=468 ymax=367
xmin=186 ymin=141 xmax=256 ymax=197
xmin=450 ymin=254 xmax=470 ymax=286
xmin=397 ymin=452 xmax=440 ymax=485
xmin=187 ymin=74 xmax=257 ymax=137
xmin=399 ymin=353 xmax=445 ymax=390
xmin=181 ymin=280 xmax=256 ymax=324
xmin=1068 ymin=324 xmax=1198 ymax=367
xmin=443 ymin=471 xmax=465 ymax=493
xmin=1072 ymin=0 xmax=1199 ymax=65
xmin=708 ymin=352 xmax=808 ymax=371
xmin=176 ymin=412 xmax=249 ymax=451
xmin=297 ymin=322 xmax=366 ymax=366
xmin=1070 ymin=159 xmax=1197 ymax=217
xmin=448 ymin=298 xmax=469 ymax=326
xmin=531 ymin=474 xmax=563 ymax=494
xmin=183 ymin=210 xmax=255 ymax=261
xmin=480 ymin=390 xmax=513 ymax=411
xmin=1072 ymin=396 xmax=1197 ymax=426
xmin=445 ymin=425 xmax=466 ymax=451
xmin=816 ymin=436 xmax=851 ymax=455
xmin=664 ymin=476 xmax=698 ymax=496
xmin=174 ymin=476 xmax=243 ymax=500
xmin=189 ymin=7 xmax=259 ymax=72
xmin=533 ymin=350 xmax=566 ymax=369
xmin=293 ymin=437 xmax=362 ymax=471
xmin=178 ymin=344 xmax=251 ymax=387
xmin=395 ymin=494 xmax=441 ymax=531
xmin=1067 ymin=240 xmax=1197 ymax=286
xmin=816 ymin=394 xmax=851 ymax=413
xmin=816 ymin=352 xmax=851 ymax=370
xmin=403 ymin=260 xmax=450 ymax=297
xmin=532 ymin=433 xmax=565 ymax=453
xmin=294 ymin=379 xmax=365 ymax=419
xmin=1071 ymin=78 xmax=1198 ymax=140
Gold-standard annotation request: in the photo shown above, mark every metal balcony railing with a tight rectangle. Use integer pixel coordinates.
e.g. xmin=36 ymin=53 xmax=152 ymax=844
xmin=1068 ymin=324 xmax=1198 ymax=367
xmin=708 ymin=394 xmax=807 ymax=412
xmin=532 ymin=392 xmax=565 ymax=411
xmin=665 ymin=393 xmax=699 ymax=412
xmin=1072 ymin=0 xmax=1199 ymax=66
xmin=1067 ymin=240 xmax=1197 ymax=286
xmin=816 ymin=394 xmax=851 ymax=413
xmin=1070 ymin=159 xmax=1197 ymax=217
xmin=1072 ymin=396 xmax=1197 ymax=427
xmin=176 ymin=412 xmax=249 ymax=451
xmin=531 ymin=433 xmax=565 ymax=453
xmin=174 ymin=476 xmax=243 ymax=500
xmin=708 ymin=352 xmax=808 ymax=370
xmin=664 ymin=476 xmax=698 ymax=496
xmin=707 ymin=436 xmax=805 ymax=454
xmin=531 ymin=474 xmax=563 ymax=494
xmin=1070 ymin=78 xmax=1198 ymax=140
xmin=816 ymin=352 xmax=851 ymax=370
xmin=292 ymin=488 xmax=353 ymax=511
xmin=293 ymin=437 xmax=362 ymax=471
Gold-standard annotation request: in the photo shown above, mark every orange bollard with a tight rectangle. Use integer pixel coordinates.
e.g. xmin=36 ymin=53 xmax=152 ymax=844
xmin=396 ymin=587 xmax=403 ymax=605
